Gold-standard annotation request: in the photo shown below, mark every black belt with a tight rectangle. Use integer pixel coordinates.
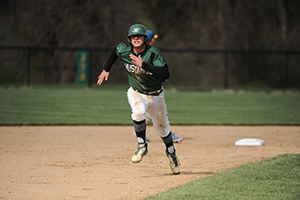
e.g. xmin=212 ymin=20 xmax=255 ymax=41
xmin=134 ymin=88 xmax=163 ymax=96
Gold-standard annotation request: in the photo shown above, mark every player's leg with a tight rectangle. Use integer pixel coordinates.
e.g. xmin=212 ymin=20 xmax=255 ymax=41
xmin=146 ymin=93 xmax=170 ymax=137
xmin=147 ymin=91 xmax=180 ymax=174
xmin=165 ymin=114 xmax=182 ymax=143
xmin=146 ymin=112 xmax=182 ymax=143
xmin=132 ymin=110 xmax=151 ymax=142
xmin=161 ymin=132 xmax=180 ymax=174
xmin=127 ymin=87 xmax=149 ymax=163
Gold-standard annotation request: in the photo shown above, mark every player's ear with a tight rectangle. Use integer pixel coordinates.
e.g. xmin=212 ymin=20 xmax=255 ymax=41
xmin=127 ymin=35 xmax=132 ymax=44
xmin=144 ymin=35 xmax=148 ymax=43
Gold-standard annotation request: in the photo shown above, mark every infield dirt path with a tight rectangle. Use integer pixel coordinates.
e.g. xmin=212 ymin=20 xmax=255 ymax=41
xmin=1 ymin=126 xmax=299 ymax=200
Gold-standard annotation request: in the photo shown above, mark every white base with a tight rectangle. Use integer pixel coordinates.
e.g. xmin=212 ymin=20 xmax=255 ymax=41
xmin=235 ymin=138 xmax=264 ymax=146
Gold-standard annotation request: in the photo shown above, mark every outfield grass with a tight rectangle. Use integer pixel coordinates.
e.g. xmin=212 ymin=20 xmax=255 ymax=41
xmin=0 ymin=85 xmax=299 ymax=125
xmin=143 ymin=154 xmax=300 ymax=200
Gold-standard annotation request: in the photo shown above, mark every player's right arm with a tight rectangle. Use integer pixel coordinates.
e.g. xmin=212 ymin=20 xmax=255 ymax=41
xmin=97 ymin=70 xmax=109 ymax=85
xmin=97 ymin=48 xmax=119 ymax=85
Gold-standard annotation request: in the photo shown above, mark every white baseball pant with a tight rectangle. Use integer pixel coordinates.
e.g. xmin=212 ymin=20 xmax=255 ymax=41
xmin=127 ymin=87 xmax=171 ymax=137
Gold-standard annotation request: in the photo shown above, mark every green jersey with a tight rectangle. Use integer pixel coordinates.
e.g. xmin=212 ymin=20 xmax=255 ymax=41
xmin=115 ymin=43 xmax=168 ymax=93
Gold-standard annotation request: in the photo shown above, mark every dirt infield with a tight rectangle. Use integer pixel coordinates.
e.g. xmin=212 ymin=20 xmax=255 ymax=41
xmin=1 ymin=126 xmax=299 ymax=200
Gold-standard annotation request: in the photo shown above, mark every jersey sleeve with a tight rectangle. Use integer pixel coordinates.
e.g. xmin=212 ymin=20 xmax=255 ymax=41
xmin=150 ymin=46 xmax=167 ymax=67
xmin=115 ymin=43 xmax=128 ymax=57
xmin=151 ymin=54 xmax=166 ymax=67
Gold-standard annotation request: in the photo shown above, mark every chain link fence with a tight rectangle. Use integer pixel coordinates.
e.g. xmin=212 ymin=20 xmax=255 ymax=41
xmin=1 ymin=45 xmax=300 ymax=89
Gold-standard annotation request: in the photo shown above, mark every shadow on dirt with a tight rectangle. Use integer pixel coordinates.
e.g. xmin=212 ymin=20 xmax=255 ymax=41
xmin=141 ymin=171 xmax=215 ymax=177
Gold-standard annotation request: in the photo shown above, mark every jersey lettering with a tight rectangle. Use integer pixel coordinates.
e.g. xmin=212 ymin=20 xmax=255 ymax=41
xmin=124 ymin=63 xmax=153 ymax=75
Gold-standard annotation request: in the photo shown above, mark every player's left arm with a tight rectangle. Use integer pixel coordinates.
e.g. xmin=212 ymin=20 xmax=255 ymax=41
xmin=130 ymin=54 xmax=169 ymax=79
xmin=142 ymin=62 xmax=169 ymax=79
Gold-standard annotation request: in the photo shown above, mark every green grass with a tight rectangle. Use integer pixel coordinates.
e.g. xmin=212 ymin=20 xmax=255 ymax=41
xmin=0 ymin=85 xmax=299 ymax=125
xmin=166 ymin=90 xmax=300 ymax=125
xmin=0 ymin=85 xmax=131 ymax=125
xmin=143 ymin=154 xmax=300 ymax=200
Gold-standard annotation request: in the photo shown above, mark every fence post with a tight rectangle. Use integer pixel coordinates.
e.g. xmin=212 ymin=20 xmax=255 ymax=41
xmin=26 ymin=50 xmax=31 ymax=87
xmin=225 ymin=53 xmax=229 ymax=89
xmin=285 ymin=53 xmax=289 ymax=89
xmin=88 ymin=50 xmax=92 ymax=88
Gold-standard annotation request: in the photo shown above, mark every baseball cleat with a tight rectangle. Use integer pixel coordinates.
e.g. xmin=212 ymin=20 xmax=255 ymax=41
xmin=166 ymin=149 xmax=180 ymax=174
xmin=132 ymin=143 xmax=148 ymax=163
xmin=172 ymin=133 xmax=182 ymax=143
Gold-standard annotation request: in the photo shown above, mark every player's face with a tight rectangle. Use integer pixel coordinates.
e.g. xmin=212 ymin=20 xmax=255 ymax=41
xmin=130 ymin=35 xmax=145 ymax=47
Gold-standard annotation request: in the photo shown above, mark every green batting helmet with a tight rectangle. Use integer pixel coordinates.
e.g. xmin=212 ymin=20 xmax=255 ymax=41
xmin=127 ymin=24 xmax=148 ymax=44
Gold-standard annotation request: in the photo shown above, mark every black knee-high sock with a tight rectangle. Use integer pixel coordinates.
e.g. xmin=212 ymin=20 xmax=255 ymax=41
xmin=161 ymin=132 xmax=174 ymax=153
xmin=133 ymin=120 xmax=146 ymax=143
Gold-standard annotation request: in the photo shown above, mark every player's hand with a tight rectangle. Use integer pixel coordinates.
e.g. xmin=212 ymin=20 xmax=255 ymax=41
xmin=97 ymin=70 xmax=110 ymax=85
xmin=130 ymin=54 xmax=143 ymax=68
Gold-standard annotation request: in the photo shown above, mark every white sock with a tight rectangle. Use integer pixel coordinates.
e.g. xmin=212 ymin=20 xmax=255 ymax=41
xmin=137 ymin=137 xmax=145 ymax=144
xmin=168 ymin=146 xmax=174 ymax=154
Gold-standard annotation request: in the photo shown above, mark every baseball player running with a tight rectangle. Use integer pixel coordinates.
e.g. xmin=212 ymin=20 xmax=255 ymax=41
xmin=97 ymin=24 xmax=180 ymax=174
